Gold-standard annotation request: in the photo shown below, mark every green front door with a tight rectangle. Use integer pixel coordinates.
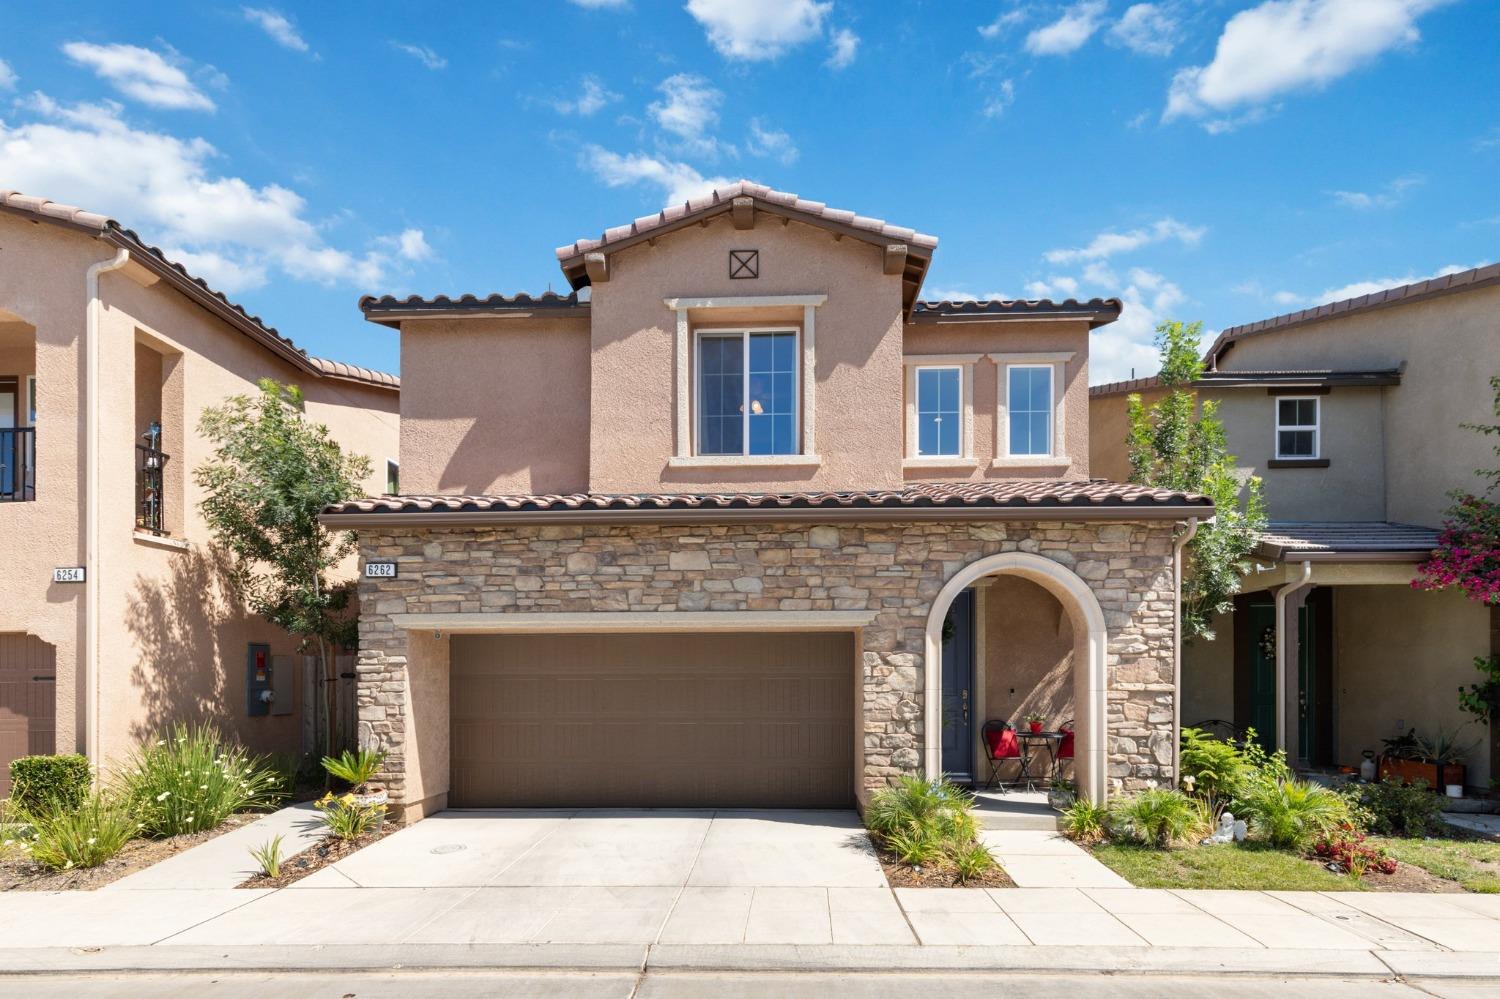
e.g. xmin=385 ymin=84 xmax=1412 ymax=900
xmin=1247 ymin=603 xmax=1277 ymax=749
xmin=1298 ymin=601 xmax=1318 ymax=765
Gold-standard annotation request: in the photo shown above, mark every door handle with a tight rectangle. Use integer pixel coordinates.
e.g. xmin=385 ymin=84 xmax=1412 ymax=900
xmin=962 ymin=689 xmax=969 ymax=723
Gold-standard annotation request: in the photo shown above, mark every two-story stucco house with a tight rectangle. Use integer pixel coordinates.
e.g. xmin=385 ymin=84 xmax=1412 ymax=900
xmin=324 ymin=183 xmax=1211 ymax=822
xmin=1090 ymin=263 xmax=1499 ymax=790
xmin=0 ymin=192 xmax=400 ymax=792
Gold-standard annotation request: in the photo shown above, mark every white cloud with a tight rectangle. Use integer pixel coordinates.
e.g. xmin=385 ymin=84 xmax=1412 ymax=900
xmin=978 ymin=8 xmax=1026 ymax=39
xmin=567 ymin=0 xmax=629 ymax=7
xmin=685 ymin=0 xmax=831 ymax=60
xmin=391 ymin=42 xmax=446 ymax=70
xmin=0 ymin=94 xmax=401 ymax=293
xmin=0 ymin=59 xmax=16 ymax=91
xmin=1331 ymin=173 xmax=1422 ymax=210
xmin=649 ymin=73 xmax=723 ymax=156
xmin=981 ymin=78 xmax=1016 ymax=118
xmin=550 ymin=76 xmax=621 ymax=116
xmin=1025 ymin=275 xmax=1080 ymax=299
xmin=922 ymin=287 xmax=1011 ymax=302
xmin=1088 ymin=268 xmax=1189 ymax=384
xmin=1272 ymin=290 xmax=1305 ymax=305
xmin=1109 ymin=3 xmax=1180 ymax=56
xmin=826 ymin=28 xmax=859 ymax=69
xmin=1025 ymin=1 xmax=1107 ymax=56
xmin=1316 ymin=262 xmax=1477 ymax=304
xmin=747 ymin=118 xmax=799 ymax=164
xmin=1044 ymin=218 xmax=1205 ymax=264
xmin=581 ymin=145 xmax=735 ymax=207
xmin=242 ymin=8 xmax=310 ymax=53
xmin=395 ymin=229 xmax=432 ymax=261
xmin=1164 ymin=0 xmax=1451 ymax=125
xmin=62 ymin=42 xmax=215 ymax=111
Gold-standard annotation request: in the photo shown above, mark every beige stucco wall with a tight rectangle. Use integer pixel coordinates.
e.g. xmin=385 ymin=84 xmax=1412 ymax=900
xmin=981 ymin=575 xmax=1076 ymax=726
xmin=1214 ymin=285 xmax=1500 ymax=528
xmin=587 ymin=214 xmax=907 ymax=492
xmin=1333 ymin=585 xmax=1491 ymax=788
xmin=0 ymin=211 xmax=399 ymax=773
xmin=397 ymin=317 xmax=590 ymax=495
xmin=904 ymin=321 xmax=1091 ymax=481
xmin=1089 ymin=387 xmax=1163 ymax=485
xmin=1181 ymin=611 xmax=1235 ymax=726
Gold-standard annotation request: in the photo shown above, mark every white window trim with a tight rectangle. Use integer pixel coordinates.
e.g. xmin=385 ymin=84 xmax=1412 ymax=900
xmin=23 ymin=375 xmax=36 ymax=427
xmin=669 ymin=295 xmax=824 ymax=461
xmin=692 ymin=326 xmax=802 ymax=459
xmin=1274 ymin=395 xmax=1321 ymax=460
xmin=903 ymin=354 xmax=979 ymax=466
xmin=990 ymin=352 xmax=1073 ymax=466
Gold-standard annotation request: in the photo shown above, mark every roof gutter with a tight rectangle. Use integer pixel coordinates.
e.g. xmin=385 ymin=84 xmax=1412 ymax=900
xmin=1274 ymin=560 xmax=1314 ymax=755
xmin=320 ymin=503 xmax=1213 ymax=529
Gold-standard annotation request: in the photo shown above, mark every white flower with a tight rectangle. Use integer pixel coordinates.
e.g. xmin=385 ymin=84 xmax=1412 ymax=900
xmin=199 ymin=785 xmax=208 ymax=791
xmin=156 ymin=791 xmax=171 ymax=801
xmin=156 ymin=740 xmax=166 ymax=746
xmin=86 ymin=837 xmax=96 ymax=845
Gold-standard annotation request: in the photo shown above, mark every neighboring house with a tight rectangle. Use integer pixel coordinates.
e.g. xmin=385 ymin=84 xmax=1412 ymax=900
xmin=324 ymin=182 xmax=1212 ymax=822
xmin=0 ymin=192 xmax=401 ymax=793
xmin=1090 ymin=264 xmax=1500 ymax=789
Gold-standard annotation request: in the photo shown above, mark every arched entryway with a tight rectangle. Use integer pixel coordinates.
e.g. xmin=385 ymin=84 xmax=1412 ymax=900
xmin=923 ymin=552 xmax=1110 ymax=805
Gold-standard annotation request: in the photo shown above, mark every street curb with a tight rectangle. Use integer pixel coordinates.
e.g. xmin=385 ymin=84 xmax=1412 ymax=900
xmin=4 ymin=943 xmax=1496 ymax=979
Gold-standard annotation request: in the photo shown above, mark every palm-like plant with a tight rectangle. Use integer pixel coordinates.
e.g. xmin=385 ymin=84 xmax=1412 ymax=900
xmin=321 ymin=749 xmax=385 ymax=793
xmin=1239 ymin=777 xmax=1347 ymax=849
xmin=1109 ymin=789 xmax=1197 ymax=849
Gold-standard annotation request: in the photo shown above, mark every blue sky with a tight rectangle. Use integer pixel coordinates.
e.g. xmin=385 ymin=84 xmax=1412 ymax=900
xmin=1 ymin=1 xmax=1494 ymax=382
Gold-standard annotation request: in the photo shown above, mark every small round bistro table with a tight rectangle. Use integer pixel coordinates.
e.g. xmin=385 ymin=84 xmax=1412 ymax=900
xmin=1016 ymin=730 xmax=1066 ymax=792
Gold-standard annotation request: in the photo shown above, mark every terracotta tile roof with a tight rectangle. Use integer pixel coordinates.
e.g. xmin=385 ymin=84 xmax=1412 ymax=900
xmin=1205 ymin=261 xmax=1500 ymax=368
xmin=0 ymin=190 xmax=398 ymax=392
xmin=1089 ymin=368 xmax=1404 ymax=398
xmin=912 ymin=298 xmax=1122 ymax=329
xmin=323 ymin=480 xmax=1211 ymax=523
xmin=1254 ymin=521 xmax=1439 ymax=562
xmin=555 ymin=180 xmax=939 ymax=263
xmin=358 ymin=290 xmax=589 ymax=327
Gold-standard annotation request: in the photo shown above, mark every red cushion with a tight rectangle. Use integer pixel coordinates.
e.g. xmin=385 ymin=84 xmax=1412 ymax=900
xmin=1056 ymin=730 xmax=1075 ymax=759
xmin=985 ymin=727 xmax=1020 ymax=759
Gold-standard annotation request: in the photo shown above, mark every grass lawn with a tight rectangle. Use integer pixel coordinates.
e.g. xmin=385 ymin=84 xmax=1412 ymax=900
xmin=1375 ymin=834 xmax=1500 ymax=893
xmin=1091 ymin=841 xmax=1358 ymax=891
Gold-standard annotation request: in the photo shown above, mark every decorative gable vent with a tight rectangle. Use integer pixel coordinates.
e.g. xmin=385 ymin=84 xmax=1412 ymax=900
xmin=729 ymin=249 xmax=759 ymax=279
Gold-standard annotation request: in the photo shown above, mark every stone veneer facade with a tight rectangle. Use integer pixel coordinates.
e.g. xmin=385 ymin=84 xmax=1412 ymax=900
xmin=354 ymin=519 xmax=1181 ymax=813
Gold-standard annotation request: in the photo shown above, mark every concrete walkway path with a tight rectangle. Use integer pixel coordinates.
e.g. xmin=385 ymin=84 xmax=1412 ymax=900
xmin=103 ymin=803 xmax=325 ymax=891
xmin=980 ymin=829 xmax=1132 ymax=888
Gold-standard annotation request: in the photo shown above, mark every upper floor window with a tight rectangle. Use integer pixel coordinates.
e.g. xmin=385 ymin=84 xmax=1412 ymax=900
xmin=385 ymin=458 xmax=400 ymax=494
xmin=697 ymin=329 xmax=798 ymax=456
xmin=1007 ymin=365 xmax=1054 ymax=457
xmin=1276 ymin=397 xmax=1320 ymax=459
xmin=915 ymin=366 xmax=962 ymax=457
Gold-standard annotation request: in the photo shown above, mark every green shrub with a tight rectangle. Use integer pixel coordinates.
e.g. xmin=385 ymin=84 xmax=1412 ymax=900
xmin=1239 ymin=778 xmax=1347 ymax=849
xmin=317 ymin=793 xmax=384 ymax=841
xmin=266 ymin=751 xmax=320 ymax=796
xmin=1179 ymin=728 xmax=1247 ymax=801
xmin=249 ymin=834 xmax=285 ymax=879
xmin=1061 ymin=799 xmax=1108 ymax=843
xmin=321 ymin=749 xmax=385 ymax=792
xmin=22 ymin=793 xmax=136 ymax=870
xmin=1341 ymin=778 xmax=1445 ymax=837
xmin=865 ymin=776 xmax=994 ymax=880
xmin=8 ymin=754 xmax=91 ymax=815
xmin=1109 ymin=789 xmax=1197 ymax=848
xmin=115 ymin=723 xmax=284 ymax=837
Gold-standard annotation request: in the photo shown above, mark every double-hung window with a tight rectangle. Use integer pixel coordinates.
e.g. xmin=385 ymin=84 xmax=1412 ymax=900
xmin=697 ymin=329 xmax=798 ymax=456
xmin=1007 ymin=365 xmax=1054 ymax=457
xmin=1275 ymin=397 xmax=1319 ymax=459
xmin=914 ymin=366 xmax=962 ymax=457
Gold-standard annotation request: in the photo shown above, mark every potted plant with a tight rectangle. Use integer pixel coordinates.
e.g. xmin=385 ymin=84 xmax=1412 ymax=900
xmin=322 ymin=748 xmax=387 ymax=808
xmin=1023 ymin=712 xmax=1046 ymax=734
xmin=1377 ymin=728 xmax=1473 ymax=792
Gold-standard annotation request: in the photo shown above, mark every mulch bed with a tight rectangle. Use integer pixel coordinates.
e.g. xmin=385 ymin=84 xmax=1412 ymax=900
xmin=238 ymin=821 xmax=397 ymax=889
xmin=0 ymin=813 xmax=259 ymax=892
xmin=874 ymin=843 xmax=1016 ymax=889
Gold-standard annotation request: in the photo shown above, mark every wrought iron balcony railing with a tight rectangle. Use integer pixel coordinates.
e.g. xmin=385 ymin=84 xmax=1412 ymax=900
xmin=135 ymin=442 xmax=169 ymax=535
xmin=0 ymin=427 xmax=35 ymax=502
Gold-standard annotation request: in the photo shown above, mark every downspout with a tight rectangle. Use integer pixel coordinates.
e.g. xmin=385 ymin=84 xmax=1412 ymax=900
xmin=1172 ymin=516 xmax=1200 ymax=789
xmin=1274 ymin=560 xmax=1314 ymax=755
xmin=85 ymin=247 xmax=131 ymax=779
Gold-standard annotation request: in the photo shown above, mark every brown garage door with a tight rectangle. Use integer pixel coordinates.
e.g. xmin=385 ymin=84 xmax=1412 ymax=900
xmin=449 ymin=631 xmax=855 ymax=808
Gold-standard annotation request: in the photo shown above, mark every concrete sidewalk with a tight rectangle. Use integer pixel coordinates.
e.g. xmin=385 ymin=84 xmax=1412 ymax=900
xmin=104 ymin=803 xmax=325 ymax=891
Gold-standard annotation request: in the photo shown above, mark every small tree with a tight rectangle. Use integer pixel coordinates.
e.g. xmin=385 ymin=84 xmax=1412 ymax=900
xmin=1413 ymin=376 xmax=1500 ymax=782
xmin=1127 ymin=320 xmax=1267 ymax=640
xmin=196 ymin=379 xmax=372 ymax=756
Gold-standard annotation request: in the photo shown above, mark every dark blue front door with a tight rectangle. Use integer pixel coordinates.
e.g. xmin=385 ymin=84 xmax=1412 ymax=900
xmin=940 ymin=588 xmax=976 ymax=783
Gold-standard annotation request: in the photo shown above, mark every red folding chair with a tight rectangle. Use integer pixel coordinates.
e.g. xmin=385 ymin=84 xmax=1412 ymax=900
xmin=1054 ymin=720 xmax=1075 ymax=782
xmin=981 ymin=719 xmax=1021 ymax=791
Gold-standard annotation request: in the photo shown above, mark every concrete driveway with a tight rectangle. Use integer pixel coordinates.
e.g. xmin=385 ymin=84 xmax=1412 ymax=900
xmin=291 ymin=809 xmax=884 ymax=890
